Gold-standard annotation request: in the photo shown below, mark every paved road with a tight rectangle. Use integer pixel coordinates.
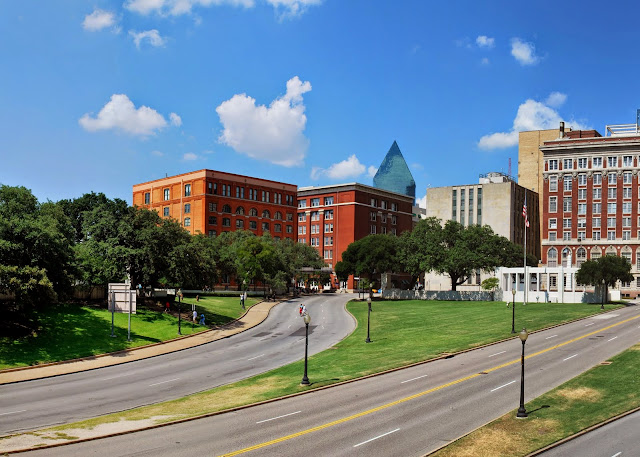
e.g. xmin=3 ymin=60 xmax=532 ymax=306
xmin=19 ymin=305 xmax=640 ymax=456
xmin=539 ymin=410 xmax=640 ymax=457
xmin=0 ymin=293 xmax=356 ymax=435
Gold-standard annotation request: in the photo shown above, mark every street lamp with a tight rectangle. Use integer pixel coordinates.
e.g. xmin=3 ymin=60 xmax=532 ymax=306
xmin=366 ymin=297 xmax=372 ymax=343
xmin=517 ymin=327 xmax=529 ymax=418
xmin=177 ymin=288 xmax=182 ymax=335
xmin=301 ymin=312 xmax=311 ymax=385
xmin=511 ymin=288 xmax=516 ymax=334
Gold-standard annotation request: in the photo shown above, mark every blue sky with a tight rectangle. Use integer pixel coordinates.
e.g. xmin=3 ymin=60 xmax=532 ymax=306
xmin=2 ymin=1 xmax=639 ymax=207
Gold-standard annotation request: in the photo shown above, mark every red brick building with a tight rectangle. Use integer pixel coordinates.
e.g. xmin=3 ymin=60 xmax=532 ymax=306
xmin=540 ymin=124 xmax=640 ymax=297
xmin=297 ymin=183 xmax=414 ymax=289
xmin=132 ymin=169 xmax=297 ymax=240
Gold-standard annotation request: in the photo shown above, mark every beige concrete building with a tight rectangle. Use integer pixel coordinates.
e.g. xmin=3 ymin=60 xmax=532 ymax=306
xmin=424 ymin=172 xmax=540 ymax=290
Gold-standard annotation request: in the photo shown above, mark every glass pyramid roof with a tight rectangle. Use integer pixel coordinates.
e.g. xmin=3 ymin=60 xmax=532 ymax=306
xmin=372 ymin=141 xmax=416 ymax=200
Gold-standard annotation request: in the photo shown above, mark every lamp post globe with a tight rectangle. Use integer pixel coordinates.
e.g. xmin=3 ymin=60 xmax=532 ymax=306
xmin=517 ymin=327 xmax=529 ymax=418
xmin=301 ymin=312 xmax=311 ymax=385
xmin=366 ymin=297 xmax=372 ymax=343
xmin=511 ymin=287 xmax=516 ymax=334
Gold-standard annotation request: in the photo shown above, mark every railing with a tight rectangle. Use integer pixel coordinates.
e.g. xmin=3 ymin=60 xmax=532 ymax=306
xmin=605 ymin=124 xmax=640 ymax=136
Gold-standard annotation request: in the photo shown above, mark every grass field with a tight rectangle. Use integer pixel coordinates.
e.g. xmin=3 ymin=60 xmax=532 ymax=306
xmin=0 ymin=295 xmax=259 ymax=369
xmin=432 ymin=343 xmax=640 ymax=457
xmin=49 ymin=299 xmax=621 ymax=430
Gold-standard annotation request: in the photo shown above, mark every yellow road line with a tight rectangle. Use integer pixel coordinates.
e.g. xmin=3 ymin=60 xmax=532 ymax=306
xmin=220 ymin=313 xmax=640 ymax=456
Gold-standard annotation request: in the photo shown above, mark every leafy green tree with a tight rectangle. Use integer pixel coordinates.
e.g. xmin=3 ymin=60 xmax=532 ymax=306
xmin=576 ymin=256 xmax=633 ymax=308
xmin=481 ymin=277 xmax=500 ymax=291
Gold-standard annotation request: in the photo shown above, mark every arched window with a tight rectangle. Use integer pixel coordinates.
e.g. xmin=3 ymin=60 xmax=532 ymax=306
xmin=262 ymin=209 xmax=271 ymax=218
xmin=606 ymin=246 xmax=617 ymax=257
xmin=236 ymin=206 xmax=245 ymax=215
xmin=547 ymin=248 xmax=557 ymax=267
xmin=591 ymin=248 xmax=602 ymax=260
xmin=562 ymin=247 xmax=571 ymax=267
xmin=576 ymin=247 xmax=586 ymax=267
xmin=249 ymin=208 xmax=258 ymax=216
xmin=222 ymin=204 xmax=231 ymax=213
xmin=274 ymin=211 xmax=283 ymax=220
xmin=621 ymin=247 xmax=632 ymax=264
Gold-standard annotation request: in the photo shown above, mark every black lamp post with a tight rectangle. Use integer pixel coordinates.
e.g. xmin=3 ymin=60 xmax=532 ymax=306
xmin=177 ymin=288 xmax=182 ymax=336
xmin=366 ymin=297 xmax=372 ymax=343
xmin=301 ymin=312 xmax=311 ymax=385
xmin=517 ymin=327 xmax=529 ymax=418
xmin=511 ymin=287 xmax=516 ymax=334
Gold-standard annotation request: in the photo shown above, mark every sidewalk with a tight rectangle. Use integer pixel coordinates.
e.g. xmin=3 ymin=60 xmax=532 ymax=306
xmin=0 ymin=299 xmax=283 ymax=385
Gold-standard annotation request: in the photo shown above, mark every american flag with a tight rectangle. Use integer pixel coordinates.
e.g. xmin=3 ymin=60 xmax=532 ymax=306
xmin=522 ymin=195 xmax=529 ymax=228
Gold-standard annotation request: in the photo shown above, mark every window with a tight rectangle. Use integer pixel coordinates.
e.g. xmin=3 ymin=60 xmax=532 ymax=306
xmin=207 ymin=182 xmax=213 ymax=194
xmin=549 ymin=175 xmax=558 ymax=192
xmin=563 ymin=231 xmax=571 ymax=241
xmin=608 ymin=188 xmax=617 ymax=199
xmin=208 ymin=202 xmax=217 ymax=212
xmin=549 ymin=231 xmax=556 ymax=241
xmin=548 ymin=159 xmax=558 ymax=170
xmin=548 ymin=248 xmax=558 ymax=267
xmin=144 ymin=192 xmax=150 ymax=204
xmin=593 ymin=203 xmax=601 ymax=214
xmin=576 ymin=248 xmax=587 ymax=267
xmin=163 ymin=207 xmax=169 ymax=217
xmin=164 ymin=188 xmax=170 ymax=200
xmin=392 ymin=228 xmax=397 ymax=236
xmin=222 ymin=184 xmax=229 ymax=197
xmin=298 ymin=213 xmax=307 ymax=222
xmin=607 ymin=217 xmax=616 ymax=227
xmin=249 ymin=221 xmax=257 ymax=230
xmin=222 ymin=218 xmax=231 ymax=227
xmin=311 ymin=198 xmax=320 ymax=207
xmin=286 ymin=213 xmax=293 ymax=222
xmin=236 ymin=206 xmax=245 ymax=215
xmin=549 ymin=196 xmax=557 ymax=212
xmin=298 ymin=238 xmax=306 ymax=244
xmin=274 ymin=223 xmax=282 ymax=232
xmin=370 ymin=198 xmax=377 ymax=207
xmin=593 ymin=188 xmax=602 ymax=200
xmin=324 ymin=250 xmax=333 ymax=259
xmin=262 ymin=222 xmax=270 ymax=231
xmin=324 ymin=197 xmax=334 ymax=206
xmin=381 ymin=200 xmax=388 ymax=210
xmin=549 ymin=218 xmax=557 ymax=229
xmin=578 ymin=231 xmax=586 ymax=241
xmin=208 ymin=230 xmax=216 ymax=237
xmin=311 ymin=211 xmax=320 ymax=221
xmin=563 ymin=197 xmax=572 ymax=212
xmin=578 ymin=218 xmax=586 ymax=228
xmin=593 ymin=173 xmax=602 ymax=185
xmin=608 ymin=156 xmax=618 ymax=168
xmin=608 ymin=203 xmax=617 ymax=214
xmin=563 ymin=218 xmax=572 ymax=229
xmin=324 ymin=223 xmax=333 ymax=233
xmin=591 ymin=249 xmax=602 ymax=260
xmin=222 ymin=204 xmax=231 ymax=213
xmin=578 ymin=189 xmax=587 ymax=200
xmin=249 ymin=208 xmax=258 ymax=216
xmin=624 ymin=156 xmax=633 ymax=167
xmin=184 ymin=203 xmax=191 ymax=213
xmin=391 ymin=203 xmax=398 ymax=211
xmin=184 ymin=184 xmax=191 ymax=197
xmin=563 ymin=159 xmax=573 ymax=170
xmin=262 ymin=210 xmax=270 ymax=218
xmin=593 ymin=157 xmax=603 ymax=168
xmin=624 ymin=172 xmax=633 ymax=184
xmin=286 ymin=225 xmax=293 ymax=233
xmin=577 ymin=158 xmax=588 ymax=169
xmin=260 ymin=190 xmax=266 ymax=202
xmin=608 ymin=173 xmax=617 ymax=184
xmin=578 ymin=203 xmax=587 ymax=215
xmin=623 ymin=216 xmax=631 ymax=227
xmin=623 ymin=231 xmax=631 ymax=240
xmin=208 ymin=216 xmax=217 ymax=225
xmin=325 ymin=210 xmax=333 ymax=220
xmin=298 ymin=200 xmax=307 ymax=208
xmin=311 ymin=237 xmax=319 ymax=246
xmin=298 ymin=226 xmax=307 ymax=235
xmin=381 ymin=227 xmax=387 ymax=234
xmin=564 ymin=178 xmax=572 ymax=192
xmin=381 ymin=214 xmax=387 ymax=223
xmin=392 ymin=215 xmax=397 ymax=225
xmin=274 ymin=211 xmax=283 ymax=220
xmin=592 ymin=230 xmax=600 ymax=240
xmin=592 ymin=217 xmax=601 ymax=228
xmin=370 ymin=225 xmax=377 ymax=234
xmin=324 ymin=236 xmax=333 ymax=246
xmin=452 ymin=189 xmax=457 ymax=221
xmin=370 ymin=211 xmax=377 ymax=221
xmin=578 ymin=174 xmax=587 ymax=186
xmin=623 ymin=202 xmax=632 ymax=213
xmin=236 ymin=187 xmax=245 ymax=199
xmin=623 ymin=187 xmax=632 ymax=198
xmin=236 ymin=219 xmax=244 ymax=228
xmin=608 ymin=231 xmax=616 ymax=240
xmin=311 ymin=224 xmax=319 ymax=234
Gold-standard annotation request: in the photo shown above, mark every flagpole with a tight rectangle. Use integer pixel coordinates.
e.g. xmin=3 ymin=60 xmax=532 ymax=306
xmin=523 ymin=192 xmax=527 ymax=306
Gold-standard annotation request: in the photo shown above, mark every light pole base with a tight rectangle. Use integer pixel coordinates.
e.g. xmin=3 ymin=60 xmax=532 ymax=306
xmin=365 ymin=338 xmax=371 ymax=343
xmin=516 ymin=409 xmax=528 ymax=418
xmin=300 ymin=378 xmax=310 ymax=386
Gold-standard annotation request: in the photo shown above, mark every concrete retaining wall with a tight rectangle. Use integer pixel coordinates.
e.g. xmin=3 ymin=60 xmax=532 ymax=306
xmin=382 ymin=289 xmax=494 ymax=301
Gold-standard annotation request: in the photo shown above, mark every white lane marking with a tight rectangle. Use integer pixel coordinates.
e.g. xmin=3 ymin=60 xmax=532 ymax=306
xmin=256 ymin=411 xmax=301 ymax=424
xmin=401 ymin=374 xmax=428 ymax=384
xmin=102 ymin=372 xmax=136 ymax=381
xmin=545 ymin=334 xmax=558 ymax=340
xmin=288 ymin=325 xmax=291 ymax=329
xmin=490 ymin=380 xmax=516 ymax=392
xmin=563 ymin=354 xmax=578 ymax=361
xmin=607 ymin=336 xmax=618 ymax=342
xmin=0 ymin=410 xmax=27 ymax=416
xmin=353 ymin=428 xmax=401 ymax=448
xmin=610 ymin=452 xmax=621 ymax=457
xmin=248 ymin=354 xmax=265 ymax=361
xmin=488 ymin=351 xmax=506 ymax=358
xmin=585 ymin=323 xmax=595 ymax=327
xmin=149 ymin=378 xmax=179 ymax=387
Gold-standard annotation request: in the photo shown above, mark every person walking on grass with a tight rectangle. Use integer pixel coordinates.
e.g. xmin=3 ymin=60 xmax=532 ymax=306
xmin=199 ymin=314 xmax=205 ymax=325
xmin=192 ymin=309 xmax=197 ymax=322
xmin=240 ymin=292 xmax=245 ymax=310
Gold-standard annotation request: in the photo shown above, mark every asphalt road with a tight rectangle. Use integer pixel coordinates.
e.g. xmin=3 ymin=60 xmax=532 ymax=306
xmin=539 ymin=410 xmax=640 ymax=457
xmin=0 ymin=293 xmax=356 ymax=434
xmin=20 ymin=304 xmax=640 ymax=457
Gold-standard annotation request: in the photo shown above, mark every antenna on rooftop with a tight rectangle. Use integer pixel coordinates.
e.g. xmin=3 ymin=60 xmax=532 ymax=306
xmin=508 ymin=158 xmax=512 ymax=177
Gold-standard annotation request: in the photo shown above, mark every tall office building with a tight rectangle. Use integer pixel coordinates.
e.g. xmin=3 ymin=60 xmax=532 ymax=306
xmin=373 ymin=141 xmax=416 ymax=202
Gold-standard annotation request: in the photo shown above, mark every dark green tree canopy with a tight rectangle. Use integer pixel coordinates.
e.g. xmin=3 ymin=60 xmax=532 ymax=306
xmin=576 ymin=255 xmax=633 ymax=306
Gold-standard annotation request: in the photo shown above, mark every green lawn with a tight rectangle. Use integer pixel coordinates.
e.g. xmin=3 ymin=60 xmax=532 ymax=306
xmin=0 ymin=295 xmax=259 ymax=369
xmin=432 ymin=343 xmax=640 ymax=457
xmin=50 ymin=299 xmax=622 ymax=430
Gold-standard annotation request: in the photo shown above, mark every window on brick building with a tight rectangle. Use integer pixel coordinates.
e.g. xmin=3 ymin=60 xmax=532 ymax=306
xmin=564 ymin=178 xmax=572 ymax=192
xmin=608 ymin=188 xmax=617 ymax=199
xmin=236 ymin=219 xmax=244 ymax=228
xmin=593 ymin=202 xmax=601 ymax=214
xmin=548 ymin=159 xmax=558 ymax=170
xmin=370 ymin=211 xmax=376 ymax=221
xmin=222 ymin=218 xmax=230 ymax=227
xmin=578 ymin=174 xmax=587 ymax=186
xmin=608 ymin=173 xmax=617 ymax=184
xmin=391 ymin=203 xmax=397 ymax=211
xmin=593 ymin=188 xmax=601 ymax=200
xmin=184 ymin=217 xmax=191 ymax=227
xmin=549 ymin=175 xmax=557 ymax=192
xmin=208 ymin=230 xmax=216 ymax=237
xmin=324 ymin=223 xmax=333 ymax=233
xmin=563 ymin=218 xmax=572 ymax=229
xmin=311 ymin=237 xmax=319 ymax=246
xmin=250 ymin=221 xmax=257 ymax=230
xmin=608 ymin=156 xmax=618 ymax=168
xmin=274 ymin=224 xmax=282 ymax=232
xmin=208 ymin=216 xmax=217 ymax=225
xmin=549 ymin=196 xmax=557 ymax=212
xmin=578 ymin=218 xmax=586 ymax=228
xmin=325 ymin=210 xmax=333 ymax=220
xmin=593 ymin=173 xmax=602 ymax=185
xmin=623 ymin=231 xmax=631 ymax=241
xmin=578 ymin=203 xmax=586 ymax=214
xmin=311 ymin=211 xmax=320 ymax=221
xmin=592 ymin=230 xmax=600 ymax=240
xmin=576 ymin=248 xmax=586 ymax=267
xmin=608 ymin=203 xmax=617 ymax=214
xmin=623 ymin=202 xmax=632 ymax=213
xmin=624 ymin=187 xmax=632 ymax=199
xmin=222 ymin=204 xmax=231 ymax=213
xmin=163 ymin=207 xmax=169 ymax=217
xmin=298 ymin=199 xmax=307 ymax=208
xmin=593 ymin=217 xmax=601 ymax=228
xmin=209 ymin=202 xmax=217 ymax=212
xmin=164 ymin=188 xmax=170 ymax=200
xmin=184 ymin=203 xmax=191 ymax=213
xmin=549 ymin=231 xmax=556 ymax=241
xmin=324 ymin=236 xmax=333 ymax=246
xmin=578 ymin=189 xmax=587 ymax=200
xmin=311 ymin=198 xmax=320 ymax=207
xmin=563 ymin=159 xmax=573 ymax=170
xmin=262 ymin=210 xmax=270 ymax=218
xmin=392 ymin=215 xmax=397 ymax=225
xmin=623 ymin=217 xmax=631 ymax=227
xmin=578 ymin=231 xmax=586 ymax=241
xmin=624 ymin=172 xmax=633 ymax=184
xmin=608 ymin=231 xmax=616 ymax=240
xmin=577 ymin=158 xmax=588 ymax=169
xmin=592 ymin=157 xmax=602 ymax=168
xmin=298 ymin=226 xmax=306 ymax=235
xmin=184 ymin=184 xmax=191 ymax=197
xmin=286 ymin=225 xmax=292 ymax=233
xmin=563 ymin=197 xmax=572 ymax=212
xmin=607 ymin=217 xmax=616 ymax=227
xmin=370 ymin=225 xmax=376 ymax=234
xmin=563 ymin=231 xmax=571 ymax=241
xmin=262 ymin=222 xmax=270 ymax=231
xmin=286 ymin=213 xmax=293 ymax=221
xmin=236 ymin=206 xmax=244 ymax=215
xmin=548 ymin=248 xmax=557 ymax=267
xmin=298 ymin=213 xmax=306 ymax=222
xmin=624 ymin=156 xmax=633 ymax=167
xmin=274 ymin=211 xmax=282 ymax=220
xmin=144 ymin=192 xmax=150 ymax=204
xmin=549 ymin=218 xmax=557 ymax=229
xmin=324 ymin=197 xmax=334 ymax=205
xmin=249 ymin=208 xmax=258 ymax=216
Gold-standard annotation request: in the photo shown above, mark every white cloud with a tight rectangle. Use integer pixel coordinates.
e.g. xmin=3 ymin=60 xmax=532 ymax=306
xmin=83 ymin=8 xmax=117 ymax=31
xmin=311 ymin=155 xmax=375 ymax=180
xmin=478 ymin=94 xmax=589 ymax=150
xmin=481 ymin=57 xmax=490 ymax=65
xmin=415 ymin=194 xmax=427 ymax=209
xmin=216 ymin=76 xmax=311 ymax=167
xmin=123 ymin=0 xmax=319 ymax=17
xmin=129 ymin=29 xmax=166 ymax=49
xmin=266 ymin=0 xmax=323 ymax=19
xmin=510 ymin=38 xmax=538 ymax=65
xmin=183 ymin=152 xmax=198 ymax=160
xmin=476 ymin=35 xmax=494 ymax=49
xmin=151 ymin=150 xmax=164 ymax=156
xmin=367 ymin=165 xmax=377 ymax=178
xmin=170 ymin=112 xmax=182 ymax=126
xmin=79 ymin=94 xmax=170 ymax=137
xmin=545 ymin=91 xmax=567 ymax=108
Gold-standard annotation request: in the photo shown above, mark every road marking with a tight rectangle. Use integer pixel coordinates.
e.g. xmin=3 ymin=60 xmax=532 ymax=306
xmin=0 ymin=410 xmax=26 ymax=416
xmin=610 ymin=452 xmax=621 ymax=457
xmin=401 ymin=374 xmax=428 ymax=384
xmin=256 ymin=411 xmax=301 ymax=424
xmin=563 ymin=354 xmax=578 ymax=361
xmin=149 ymin=378 xmax=179 ymax=387
xmin=488 ymin=351 xmax=506 ymax=358
xmin=102 ymin=372 xmax=136 ymax=381
xmin=545 ymin=334 xmax=558 ymax=340
xmin=490 ymin=380 xmax=516 ymax=392
xmin=288 ymin=325 xmax=291 ymax=329
xmin=219 ymin=313 xmax=640 ymax=457
xmin=585 ymin=322 xmax=595 ymax=326
xmin=607 ymin=336 xmax=618 ymax=342
xmin=247 ymin=354 xmax=265 ymax=361
xmin=353 ymin=428 xmax=400 ymax=448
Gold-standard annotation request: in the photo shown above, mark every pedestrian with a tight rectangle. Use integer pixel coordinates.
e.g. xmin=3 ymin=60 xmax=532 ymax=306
xmin=299 ymin=304 xmax=303 ymax=316
xmin=199 ymin=314 xmax=205 ymax=325
xmin=192 ymin=309 xmax=197 ymax=322
xmin=240 ymin=293 xmax=245 ymax=310
xmin=196 ymin=294 xmax=200 ymax=302
xmin=165 ymin=301 xmax=170 ymax=313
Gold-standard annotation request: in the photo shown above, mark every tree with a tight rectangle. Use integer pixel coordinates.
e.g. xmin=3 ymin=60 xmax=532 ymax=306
xmin=576 ymin=256 xmax=633 ymax=308
xmin=481 ymin=277 xmax=500 ymax=291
